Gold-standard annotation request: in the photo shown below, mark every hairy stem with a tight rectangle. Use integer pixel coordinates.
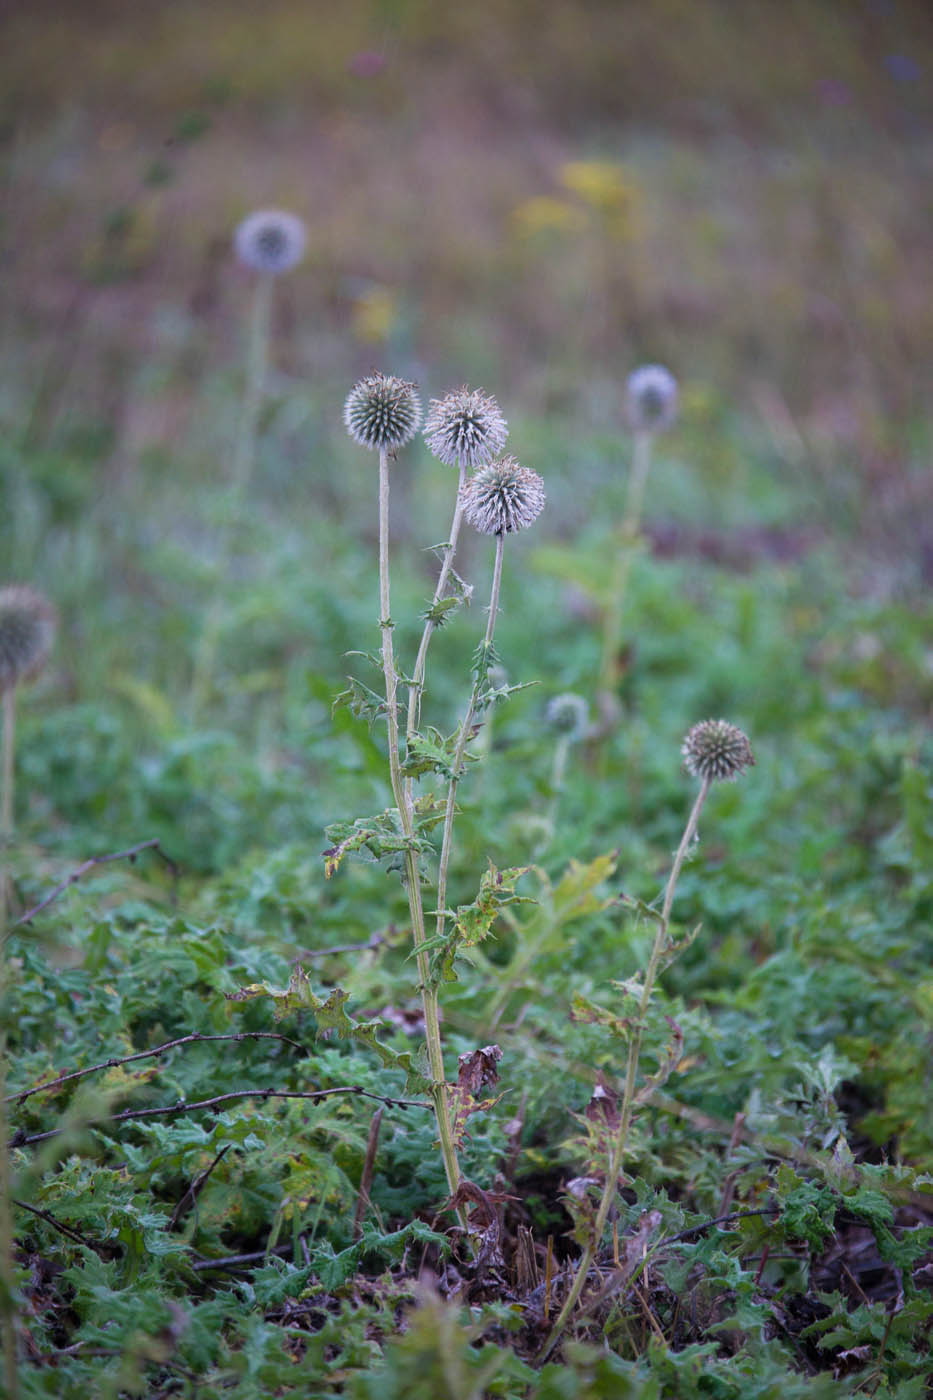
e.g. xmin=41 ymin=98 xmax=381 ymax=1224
xmin=539 ymin=775 xmax=711 ymax=1361
xmin=434 ymin=531 xmax=505 ymax=971
xmin=377 ymin=449 xmax=462 ymax=1202
xmin=597 ymin=429 xmax=653 ymax=705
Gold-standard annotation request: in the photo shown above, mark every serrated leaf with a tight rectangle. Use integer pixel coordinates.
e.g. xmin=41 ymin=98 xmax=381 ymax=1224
xmin=226 ymin=965 xmax=430 ymax=1093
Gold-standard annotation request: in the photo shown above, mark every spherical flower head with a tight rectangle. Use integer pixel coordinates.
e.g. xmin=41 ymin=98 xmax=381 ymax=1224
xmin=681 ymin=719 xmax=755 ymax=783
xmin=343 ymin=373 xmax=422 ymax=452
xmin=234 ymin=209 xmax=307 ymax=274
xmin=423 ymin=387 xmax=508 ymax=469
xmin=460 ymin=456 xmax=546 ymax=536
xmin=546 ymin=693 xmax=589 ymax=740
xmin=0 ymin=586 xmax=57 ymax=694
xmin=625 ymin=364 xmax=678 ymax=433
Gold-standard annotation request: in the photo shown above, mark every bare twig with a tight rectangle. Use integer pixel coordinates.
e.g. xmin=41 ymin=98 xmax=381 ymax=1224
xmin=352 ymin=1106 xmax=384 ymax=1241
xmin=7 ymin=1031 xmax=306 ymax=1105
xmin=12 ymin=1198 xmax=103 ymax=1252
xmin=296 ymin=932 xmax=385 ymax=959
xmin=191 ymin=1244 xmax=293 ymax=1273
xmin=11 ymin=839 xmax=178 ymax=929
xmin=169 ymin=1144 xmax=232 ymax=1230
xmin=10 ymin=1084 xmax=431 ymax=1148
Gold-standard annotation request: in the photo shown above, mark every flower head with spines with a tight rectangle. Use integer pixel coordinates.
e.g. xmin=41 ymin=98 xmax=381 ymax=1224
xmin=423 ymin=387 xmax=508 ymax=469
xmin=625 ymin=364 xmax=679 ymax=433
xmin=0 ymin=586 xmax=57 ymax=694
xmin=234 ymin=209 xmax=307 ymax=274
xmin=681 ymin=719 xmax=754 ymax=783
xmin=460 ymin=457 xmax=546 ymax=535
xmin=343 ymin=373 xmax=422 ymax=452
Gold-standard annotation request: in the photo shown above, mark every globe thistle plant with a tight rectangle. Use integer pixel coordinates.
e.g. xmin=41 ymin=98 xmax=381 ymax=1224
xmin=1 ymin=586 xmax=56 ymax=845
xmin=597 ymin=365 xmax=678 ymax=731
xmin=682 ymin=719 xmax=755 ymax=783
xmin=233 ymin=209 xmax=307 ymax=275
xmin=190 ymin=211 xmax=306 ymax=717
xmin=460 ymin=457 xmax=546 ymax=536
xmin=546 ymin=692 xmax=589 ymax=741
xmin=343 ymin=373 xmax=422 ymax=452
xmin=0 ymin=587 xmax=57 ymax=696
xmin=423 ymin=387 xmax=508 ymax=469
xmin=542 ymin=719 xmax=754 ymax=1360
xmin=624 ymin=363 xmax=679 ymax=434
xmin=407 ymin=386 xmax=506 ymax=757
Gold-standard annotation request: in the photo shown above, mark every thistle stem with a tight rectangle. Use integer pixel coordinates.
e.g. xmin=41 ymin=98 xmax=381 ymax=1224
xmin=377 ymin=449 xmax=462 ymax=1203
xmin=190 ymin=270 xmax=274 ymax=720
xmin=539 ymin=775 xmax=711 ymax=1361
xmin=434 ymin=531 xmax=505 ymax=973
xmin=597 ymin=430 xmax=653 ymax=708
xmin=1 ymin=690 xmax=14 ymax=848
xmin=405 ymin=464 xmax=468 ymax=756
xmin=0 ymin=689 xmax=19 ymax=1396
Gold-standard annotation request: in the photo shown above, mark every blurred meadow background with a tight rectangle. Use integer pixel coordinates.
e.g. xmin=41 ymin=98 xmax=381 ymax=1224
xmin=2 ymin=1 xmax=933 ymax=1395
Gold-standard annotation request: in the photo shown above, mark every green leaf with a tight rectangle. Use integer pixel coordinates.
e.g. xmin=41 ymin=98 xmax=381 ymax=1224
xmin=226 ymin=965 xmax=431 ymax=1093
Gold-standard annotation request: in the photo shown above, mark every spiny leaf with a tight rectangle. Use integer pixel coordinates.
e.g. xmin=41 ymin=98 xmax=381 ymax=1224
xmin=226 ymin=966 xmax=430 ymax=1094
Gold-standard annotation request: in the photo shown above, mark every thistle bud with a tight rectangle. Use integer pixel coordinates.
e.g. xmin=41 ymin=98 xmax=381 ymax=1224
xmin=343 ymin=372 xmax=422 ymax=451
xmin=0 ymin=586 xmax=57 ymax=694
xmin=233 ymin=209 xmax=307 ymax=275
xmin=625 ymin=364 xmax=678 ymax=433
xmin=423 ymin=387 xmax=508 ymax=469
xmin=460 ymin=457 xmax=546 ymax=536
xmin=681 ymin=720 xmax=754 ymax=783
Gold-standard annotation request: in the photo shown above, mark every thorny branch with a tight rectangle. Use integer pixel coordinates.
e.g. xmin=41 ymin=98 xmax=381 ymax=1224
xmin=6 ymin=1031 xmax=307 ymax=1105
xmin=9 ymin=1084 xmax=431 ymax=1148
xmin=11 ymin=838 xmax=179 ymax=928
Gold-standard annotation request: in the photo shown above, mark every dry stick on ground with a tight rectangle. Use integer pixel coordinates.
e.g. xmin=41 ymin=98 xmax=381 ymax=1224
xmin=9 ymin=1085 xmax=431 ymax=1149
xmin=6 ymin=1031 xmax=306 ymax=1106
xmin=11 ymin=838 xmax=178 ymax=929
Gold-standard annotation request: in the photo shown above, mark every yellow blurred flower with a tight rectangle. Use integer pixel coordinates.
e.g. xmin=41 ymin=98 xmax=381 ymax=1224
xmin=351 ymin=286 xmax=397 ymax=344
xmin=511 ymin=196 xmax=586 ymax=240
xmin=559 ymin=160 xmax=637 ymax=223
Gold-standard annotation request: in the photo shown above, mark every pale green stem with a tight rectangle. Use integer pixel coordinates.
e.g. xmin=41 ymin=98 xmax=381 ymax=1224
xmin=405 ymin=464 xmax=468 ymax=760
xmin=539 ymin=775 xmax=711 ymax=1362
xmin=376 ymin=449 xmax=462 ymax=1203
xmin=536 ymin=735 xmax=572 ymax=858
xmin=0 ymin=689 xmax=19 ymax=1395
xmin=1 ymin=690 xmax=14 ymax=847
xmin=190 ymin=270 xmax=274 ymax=720
xmin=597 ymin=430 xmax=653 ymax=704
xmin=434 ymin=531 xmax=505 ymax=969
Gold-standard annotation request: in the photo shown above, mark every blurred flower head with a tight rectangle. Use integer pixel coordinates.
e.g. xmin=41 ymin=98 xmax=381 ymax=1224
xmin=343 ymin=372 xmax=422 ymax=451
xmin=0 ymin=586 xmax=57 ymax=694
xmin=460 ymin=457 xmax=546 ymax=536
xmin=424 ymin=388 xmax=508 ymax=469
xmin=234 ymin=209 xmax=307 ymax=275
xmin=681 ymin=719 xmax=755 ymax=783
xmin=625 ymin=364 xmax=679 ymax=433
xmin=546 ymin=693 xmax=589 ymax=740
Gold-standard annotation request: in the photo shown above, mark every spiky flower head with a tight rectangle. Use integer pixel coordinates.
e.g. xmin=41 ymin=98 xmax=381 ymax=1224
xmin=234 ymin=209 xmax=307 ymax=274
xmin=423 ymin=387 xmax=508 ymax=469
xmin=625 ymin=364 xmax=679 ymax=433
xmin=681 ymin=719 xmax=755 ymax=783
xmin=460 ymin=457 xmax=546 ymax=536
xmin=0 ymin=586 xmax=57 ymax=694
xmin=343 ymin=372 xmax=422 ymax=452
xmin=546 ymin=693 xmax=589 ymax=740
